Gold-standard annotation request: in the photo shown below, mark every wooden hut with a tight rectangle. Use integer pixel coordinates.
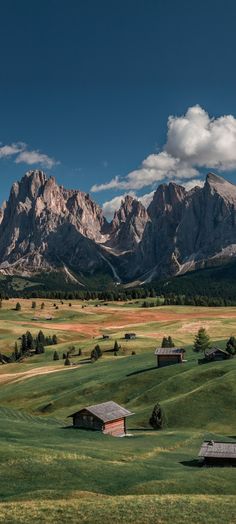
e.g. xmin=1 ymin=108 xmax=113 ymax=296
xmin=204 ymin=347 xmax=230 ymax=362
xmin=154 ymin=348 xmax=185 ymax=368
xmin=125 ymin=333 xmax=136 ymax=340
xmin=198 ymin=441 xmax=236 ymax=466
xmin=69 ymin=401 xmax=134 ymax=436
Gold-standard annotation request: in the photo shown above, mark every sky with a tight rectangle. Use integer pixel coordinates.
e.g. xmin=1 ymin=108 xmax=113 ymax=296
xmin=1 ymin=0 xmax=236 ymax=219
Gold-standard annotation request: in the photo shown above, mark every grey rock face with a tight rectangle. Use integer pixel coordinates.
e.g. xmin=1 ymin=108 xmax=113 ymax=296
xmin=0 ymin=170 xmax=236 ymax=284
xmin=108 ymin=195 xmax=150 ymax=251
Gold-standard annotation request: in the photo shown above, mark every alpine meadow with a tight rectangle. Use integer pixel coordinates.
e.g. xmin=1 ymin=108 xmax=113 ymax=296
xmin=1 ymin=1 xmax=236 ymax=523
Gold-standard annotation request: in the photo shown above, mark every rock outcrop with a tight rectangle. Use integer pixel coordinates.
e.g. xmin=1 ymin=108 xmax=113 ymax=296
xmin=0 ymin=170 xmax=236 ymax=284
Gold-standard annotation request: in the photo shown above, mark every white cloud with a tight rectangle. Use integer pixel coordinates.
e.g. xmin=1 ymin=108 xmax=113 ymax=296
xmin=15 ymin=150 xmax=58 ymax=169
xmin=91 ymin=105 xmax=236 ymax=192
xmin=0 ymin=141 xmax=58 ymax=168
xmin=138 ymin=190 xmax=155 ymax=208
xmin=181 ymin=178 xmax=205 ymax=191
xmin=0 ymin=142 xmax=25 ymax=158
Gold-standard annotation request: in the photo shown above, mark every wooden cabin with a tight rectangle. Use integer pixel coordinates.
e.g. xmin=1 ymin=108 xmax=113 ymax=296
xmin=154 ymin=348 xmax=185 ymax=368
xmin=198 ymin=441 xmax=236 ymax=466
xmin=125 ymin=333 xmax=136 ymax=340
xmin=204 ymin=347 xmax=230 ymax=362
xmin=69 ymin=401 xmax=134 ymax=436
xmin=102 ymin=334 xmax=110 ymax=340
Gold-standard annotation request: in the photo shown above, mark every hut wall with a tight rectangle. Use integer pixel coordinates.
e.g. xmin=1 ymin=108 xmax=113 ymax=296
xmin=73 ymin=410 xmax=103 ymax=430
xmin=204 ymin=457 xmax=236 ymax=466
xmin=157 ymin=355 xmax=182 ymax=368
xmin=103 ymin=418 xmax=125 ymax=436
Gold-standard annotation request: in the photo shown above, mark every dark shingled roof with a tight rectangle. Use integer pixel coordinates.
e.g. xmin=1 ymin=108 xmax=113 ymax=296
xmin=198 ymin=441 xmax=236 ymax=459
xmin=69 ymin=401 xmax=134 ymax=423
xmin=205 ymin=346 xmax=229 ymax=357
xmin=154 ymin=348 xmax=185 ymax=356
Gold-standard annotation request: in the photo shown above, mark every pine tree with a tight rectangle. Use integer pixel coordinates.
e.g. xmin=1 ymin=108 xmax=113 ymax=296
xmin=26 ymin=331 xmax=34 ymax=350
xmin=32 ymin=301 xmax=36 ymax=309
xmin=161 ymin=337 xmax=168 ymax=348
xmin=167 ymin=336 xmax=174 ymax=347
xmin=53 ymin=350 xmax=59 ymax=361
xmin=193 ymin=327 xmax=211 ymax=353
xmin=149 ymin=402 xmax=163 ymax=429
xmin=15 ymin=302 xmax=21 ymax=311
xmin=113 ymin=340 xmax=119 ymax=353
xmin=41 ymin=302 xmax=45 ymax=310
xmin=52 ymin=334 xmax=58 ymax=345
xmin=21 ymin=334 xmax=27 ymax=354
xmin=94 ymin=344 xmax=102 ymax=358
xmin=64 ymin=356 xmax=71 ymax=366
xmin=37 ymin=330 xmax=45 ymax=346
xmin=226 ymin=336 xmax=236 ymax=355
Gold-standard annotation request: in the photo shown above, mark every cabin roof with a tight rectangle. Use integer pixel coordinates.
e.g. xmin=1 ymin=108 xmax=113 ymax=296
xmin=154 ymin=348 xmax=184 ymax=356
xmin=198 ymin=441 xmax=236 ymax=459
xmin=69 ymin=401 xmax=134 ymax=423
xmin=205 ymin=346 xmax=229 ymax=357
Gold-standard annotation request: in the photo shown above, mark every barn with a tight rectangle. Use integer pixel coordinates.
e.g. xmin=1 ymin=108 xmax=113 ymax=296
xmin=198 ymin=440 xmax=236 ymax=466
xmin=154 ymin=348 xmax=185 ymax=368
xmin=125 ymin=333 xmax=136 ymax=340
xmin=204 ymin=347 xmax=230 ymax=361
xmin=69 ymin=401 xmax=134 ymax=436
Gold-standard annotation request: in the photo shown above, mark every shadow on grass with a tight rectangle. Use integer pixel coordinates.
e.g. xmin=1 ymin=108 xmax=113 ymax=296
xmin=180 ymin=459 xmax=201 ymax=467
xmin=127 ymin=366 xmax=157 ymax=377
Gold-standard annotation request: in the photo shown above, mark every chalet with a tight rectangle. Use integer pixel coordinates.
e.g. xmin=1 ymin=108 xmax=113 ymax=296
xmin=198 ymin=440 xmax=236 ymax=466
xmin=204 ymin=347 xmax=230 ymax=361
xmin=154 ymin=348 xmax=185 ymax=368
xmin=102 ymin=334 xmax=110 ymax=340
xmin=69 ymin=401 xmax=134 ymax=436
xmin=125 ymin=333 xmax=136 ymax=340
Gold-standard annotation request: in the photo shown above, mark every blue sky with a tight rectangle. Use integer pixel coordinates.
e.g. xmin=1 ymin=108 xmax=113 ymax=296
xmin=1 ymin=0 xmax=236 ymax=217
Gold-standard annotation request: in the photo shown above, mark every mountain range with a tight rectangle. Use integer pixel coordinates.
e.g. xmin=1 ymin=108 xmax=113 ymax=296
xmin=0 ymin=170 xmax=236 ymax=287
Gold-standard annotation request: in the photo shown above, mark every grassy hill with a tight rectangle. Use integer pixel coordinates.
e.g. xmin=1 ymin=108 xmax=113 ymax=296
xmin=0 ymin=300 xmax=236 ymax=522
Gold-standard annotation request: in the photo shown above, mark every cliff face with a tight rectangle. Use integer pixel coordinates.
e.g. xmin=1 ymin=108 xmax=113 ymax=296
xmin=0 ymin=170 xmax=109 ymax=277
xmin=108 ymin=195 xmax=150 ymax=251
xmin=0 ymin=170 xmax=236 ymax=284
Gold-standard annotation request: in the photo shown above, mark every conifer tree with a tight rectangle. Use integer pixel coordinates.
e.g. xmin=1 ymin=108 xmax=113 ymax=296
xmin=193 ymin=327 xmax=211 ymax=353
xmin=113 ymin=340 xmax=119 ymax=353
xmin=149 ymin=403 xmax=163 ymax=429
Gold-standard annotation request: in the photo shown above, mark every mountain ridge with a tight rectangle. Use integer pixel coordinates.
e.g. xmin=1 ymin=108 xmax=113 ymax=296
xmin=0 ymin=170 xmax=236 ymax=286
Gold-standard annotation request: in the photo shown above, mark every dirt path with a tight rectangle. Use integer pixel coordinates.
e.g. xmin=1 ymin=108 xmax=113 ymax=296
xmin=0 ymin=364 xmax=81 ymax=385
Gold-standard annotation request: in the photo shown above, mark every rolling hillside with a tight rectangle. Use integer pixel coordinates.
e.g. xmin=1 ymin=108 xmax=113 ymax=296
xmin=0 ymin=300 xmax=236 ymax=522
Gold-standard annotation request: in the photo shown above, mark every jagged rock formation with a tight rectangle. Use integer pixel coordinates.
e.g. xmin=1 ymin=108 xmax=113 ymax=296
xmin=108 ymin=195 xmax=150 ymax=251
xmin=0 ymin=170 xmax=236 ymax=285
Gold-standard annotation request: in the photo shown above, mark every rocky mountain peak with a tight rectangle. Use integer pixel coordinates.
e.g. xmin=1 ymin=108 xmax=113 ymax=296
xmin=148 ymin=181 xmax=186 ymax=220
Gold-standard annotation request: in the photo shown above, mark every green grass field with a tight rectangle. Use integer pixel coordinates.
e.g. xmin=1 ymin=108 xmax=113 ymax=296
xmin=0 ymin=299 xmax=236 ymax=523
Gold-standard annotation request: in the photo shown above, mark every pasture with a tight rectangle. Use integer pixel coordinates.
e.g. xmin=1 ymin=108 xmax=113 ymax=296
xmin=0 ymin=299 xmax=236 ymax=523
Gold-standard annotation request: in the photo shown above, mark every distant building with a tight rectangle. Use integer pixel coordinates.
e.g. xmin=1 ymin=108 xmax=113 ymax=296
xmin=68 ymin=401 xmax=134 ymax=437
xmin=198 ymin=440 xmax=236 ymax=466
xmin=125 ymin=333 xmax=136 ymax=340
xmin=205 ymin=347 xmax=230 ymax=361
xmin=154 ymin=348 xmax=185 ymax=368
xmin=198 ymin=347 xmax=230 ymax=364
xmin=102 ymin=334 xmax=110 ymax=340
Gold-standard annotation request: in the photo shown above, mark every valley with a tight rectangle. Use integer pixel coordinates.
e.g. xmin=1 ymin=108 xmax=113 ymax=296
xmin=0 ymin=299 xmax=236 ymax=522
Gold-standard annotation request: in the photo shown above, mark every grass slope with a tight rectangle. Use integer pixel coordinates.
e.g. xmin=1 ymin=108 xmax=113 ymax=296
xmin=0 ymin=301 xmax=236 ymax=522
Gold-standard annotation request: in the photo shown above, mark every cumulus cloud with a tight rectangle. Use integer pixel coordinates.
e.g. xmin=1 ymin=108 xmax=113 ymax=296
xmin=92 ymin=105 xmax=236 ymax=192
xmin=0 ymin=141 xmax=58 ymax=168
xmin=0 ymin=142 xmax=25 ymax=158
xmin=15 ymin=150 xmax=58 ymax=169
